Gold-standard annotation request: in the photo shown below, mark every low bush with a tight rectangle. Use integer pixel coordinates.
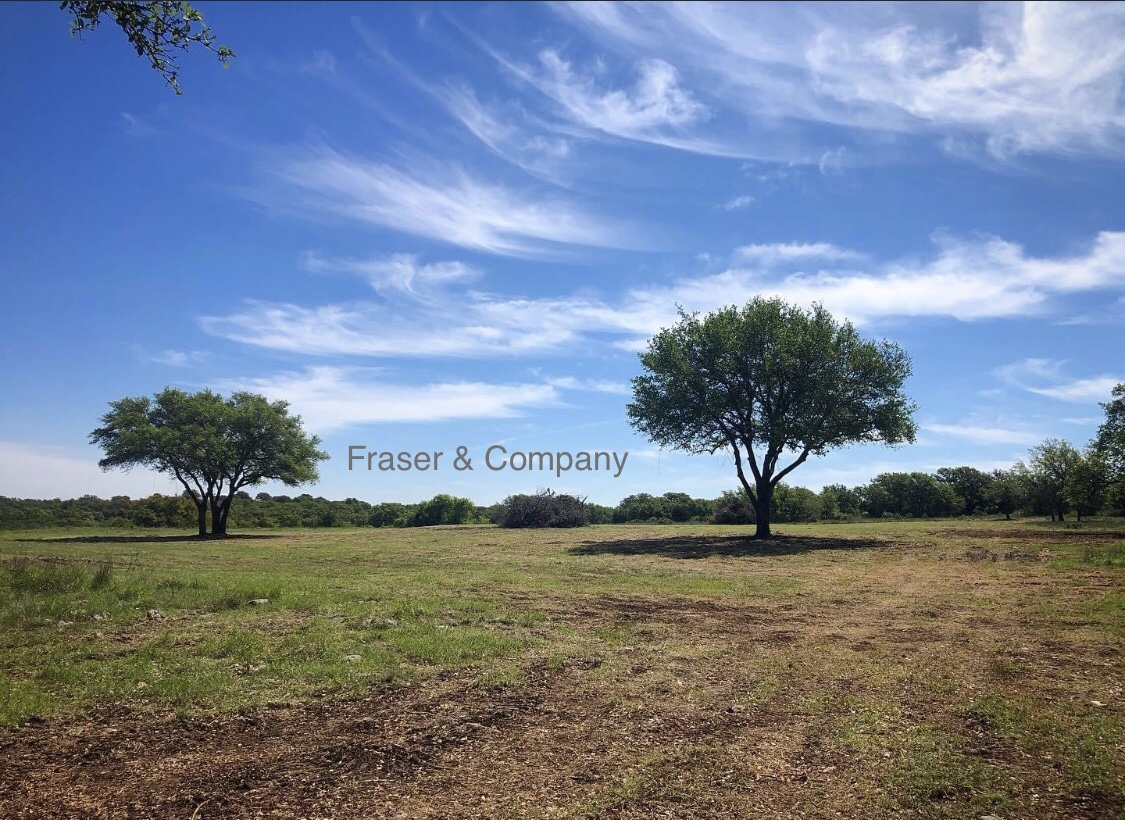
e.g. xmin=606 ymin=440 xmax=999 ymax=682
xmin=495 ymin=489 xmax=588 ymax=528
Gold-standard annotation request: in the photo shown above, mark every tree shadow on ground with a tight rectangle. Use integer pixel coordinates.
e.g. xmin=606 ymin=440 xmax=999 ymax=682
xmin=570 ymin=532 xmax=892 ymax=560
xmin=14 ymin=533 xmax=285 ymax=545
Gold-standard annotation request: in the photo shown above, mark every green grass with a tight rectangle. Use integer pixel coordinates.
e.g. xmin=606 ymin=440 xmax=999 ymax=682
xmin=883 ymin=725 xmax=1011 ymax=815
xmin=1 ymin=518 xmax=1122 ymax=817
xmin=965 ymin=694 xmax=1123 ymax=801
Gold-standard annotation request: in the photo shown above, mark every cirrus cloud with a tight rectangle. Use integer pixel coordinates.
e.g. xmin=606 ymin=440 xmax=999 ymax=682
xmin=203 ymin=231 xmax=1125 ymax=359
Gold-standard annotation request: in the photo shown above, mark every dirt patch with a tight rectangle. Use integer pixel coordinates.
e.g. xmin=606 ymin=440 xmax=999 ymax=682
xmin=0 ymin=656 xmax=790 ymax=820
xmin=569 ymin=533 xmax=895 ymax=559
xmin=2 ymin=527 xmax=1122 ymax=819
xmin=954 ymin=529 xmax=1125 ymax=542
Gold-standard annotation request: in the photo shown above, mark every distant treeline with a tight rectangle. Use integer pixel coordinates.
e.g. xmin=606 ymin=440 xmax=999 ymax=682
xmin=2 ymin=462 xmax=1121 ymax=530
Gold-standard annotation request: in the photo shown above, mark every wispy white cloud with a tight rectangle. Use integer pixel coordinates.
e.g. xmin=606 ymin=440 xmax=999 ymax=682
xmin=200 ymin=295 xmax=627 ymax=358
xmin=304 ymin=252 xmax=477 ymax=297
xmin=205 ymin=230 xmax=1125 ymax=358
xmin=298 ymin=50 xmax=337 ymax=77
xmin=260 ymin=147 xmax=646 ymax=257
xmin=526 ymin=51 xmax=708 ymax=136
xmin=147 ymin=349 xmax=208 ymax=367
xmin=1028 ymin=377 xmax=1122 ymax=403
xmin=722 ymin=230 xmax=1125 ymax=324
xmin=922 ymin=424 xmax=1042 ymax=446
xmin=735 ymin=241 xmax=863 ymax=264
xmin=995 ymin=358 xmax=1062 ymax=385
xmin=221 ymin=366 xmax=560 ymax=432
xmin=480 ymin=44 xmax=798 ymax=160
xmin=119 ymin=111 xmax=162 ymax=137
xmin=720 ymin=195 xmax=755 ymax=211
xmin=557 ymin=1 xmax=1125 ymax=160
xmin=437 ymin=83 xmax=573 ymax=180
xmin=202 ymin=301 xmax=537 ymax=358
xmin=995 ymin=357 xmax=1122 ymax=403
xmin=545 ymin=376 xmax=630 ymax=395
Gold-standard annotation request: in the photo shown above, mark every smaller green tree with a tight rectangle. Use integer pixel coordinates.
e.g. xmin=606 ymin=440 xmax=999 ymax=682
xmin=410 ymin=494 xmax=477 ymax=526
xmin=984 ymin=469 xmax=1026 ymax=520
xmin=1065 ymin=451 xmax=1109 ymax=521
xmin=935 ymin=466 xmax=993 ymax=516
xmin=370 ymin=502 xmax=412 ymax=528
xmin=1092 ymin=383 xmax=1125 ymax=504
xmin=1025 ymin=439 xmax=1082 ymax=522
xmin=771 ymin=484 xmax=822 ymax=523
xmin=821 ymin=483 xmax=862 ymax=518
xmin=91 ymin=388 xmax=327 ymax=536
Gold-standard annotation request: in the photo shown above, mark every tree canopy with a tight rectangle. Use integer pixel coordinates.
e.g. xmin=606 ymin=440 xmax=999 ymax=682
xmin=935 ymin=466 xmax=993 ymax=516
xmin=1021 ymin=438 xmax=1083 ymax=522
xmin=627 ymin=298 xmax=917 ymax=538
xmin=61 ymin=1 xmax=234 ymax=94
xmin=90 ymin=388 xmax=327 ymax=536
xmin=1094 ymin=383 xmax=1125 ymax=480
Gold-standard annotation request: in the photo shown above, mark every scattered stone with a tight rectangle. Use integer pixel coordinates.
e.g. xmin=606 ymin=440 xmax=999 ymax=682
xmin=1089 ymin=700 xmax=1106 ymax=707
xmin=726 ymin=704 xmax=745 ymax=713
xmin=92 ymin=613 xmax=106 ymax=621
xmin=146 ymin=609 xmax=164 ymax=621
xmin=963 ymin=548 xmax=997 ymax=561
xmin=362 ymin=616 xmax=398 ymax=628
xmin=344 ymin=654 xmax=362 ymax=663
xmin=248 ymin=598 xmax=270 ymax=606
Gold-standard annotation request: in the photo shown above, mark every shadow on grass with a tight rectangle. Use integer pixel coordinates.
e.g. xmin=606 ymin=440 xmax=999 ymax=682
xmin=570 ymin=533 xmax=892 ymax=560
xmin=14 ymin=533 xmax=286 ymax=544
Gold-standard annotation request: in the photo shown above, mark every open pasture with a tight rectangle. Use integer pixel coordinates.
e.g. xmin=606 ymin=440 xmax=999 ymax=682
xmin=0 ymin=520 xmax=1122 ymax=819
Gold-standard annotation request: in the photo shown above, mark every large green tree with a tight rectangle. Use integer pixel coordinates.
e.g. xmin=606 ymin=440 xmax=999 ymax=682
xmin=1065 ymin=450 xmax=1110 ymax=521
xmin=61 ymin=1 xmax=234 ymax=94
xmin=984 ymin=468 xmax=1026 ymax=520
xmin=935 ymin=466 xmax=993 ymax=516
xmin=1024 ymin=438 xmax=1082 ymax=522
xmin=627 ymin=298 xmax=917 ymax=538
xmin=1093 ymin=383 xmax=1125 ymax=498
xmin=90 ymin=388 xmax=327 ymax=536
xmin=860 ymin=472 xmax=962 ymax=518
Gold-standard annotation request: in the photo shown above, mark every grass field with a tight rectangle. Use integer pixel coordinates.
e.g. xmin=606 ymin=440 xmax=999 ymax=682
xmin=1 ymin=519 xmax=1122 ymax=819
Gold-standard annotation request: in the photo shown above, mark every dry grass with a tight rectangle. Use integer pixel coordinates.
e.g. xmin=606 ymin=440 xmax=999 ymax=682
xmin=0 ymin=519 xmax=1122 ymax=818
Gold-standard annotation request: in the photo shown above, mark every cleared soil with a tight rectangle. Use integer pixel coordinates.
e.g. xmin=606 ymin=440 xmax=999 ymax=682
xmin=1 ymin=524 xmax=1122 ymax=819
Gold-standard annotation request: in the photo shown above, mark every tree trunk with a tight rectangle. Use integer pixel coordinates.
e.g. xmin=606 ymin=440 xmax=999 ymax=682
xmin=218 ymin=496 xmax=234 ymax=535
xmin=210 ymin=496 xmax=227 ymax=536
xmin=196 ymin=500 xmax=207 ymax=537
xmin=754 ymin=482 xmax=772 ymax=539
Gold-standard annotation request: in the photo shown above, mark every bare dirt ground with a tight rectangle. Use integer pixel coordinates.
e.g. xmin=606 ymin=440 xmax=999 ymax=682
xmin=2 ymin=527 xmax=1122 ymax=819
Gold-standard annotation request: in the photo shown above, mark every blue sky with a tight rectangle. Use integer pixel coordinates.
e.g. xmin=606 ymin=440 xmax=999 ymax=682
xmin=1 ymin=1 xmax=1123 ymax=506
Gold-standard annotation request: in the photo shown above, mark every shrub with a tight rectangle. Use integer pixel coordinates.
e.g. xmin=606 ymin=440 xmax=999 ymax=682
xmin=712 ymin=490 xmax=755 ymax=525
xmin=496 ymin=489 xmax=588 ymax=528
